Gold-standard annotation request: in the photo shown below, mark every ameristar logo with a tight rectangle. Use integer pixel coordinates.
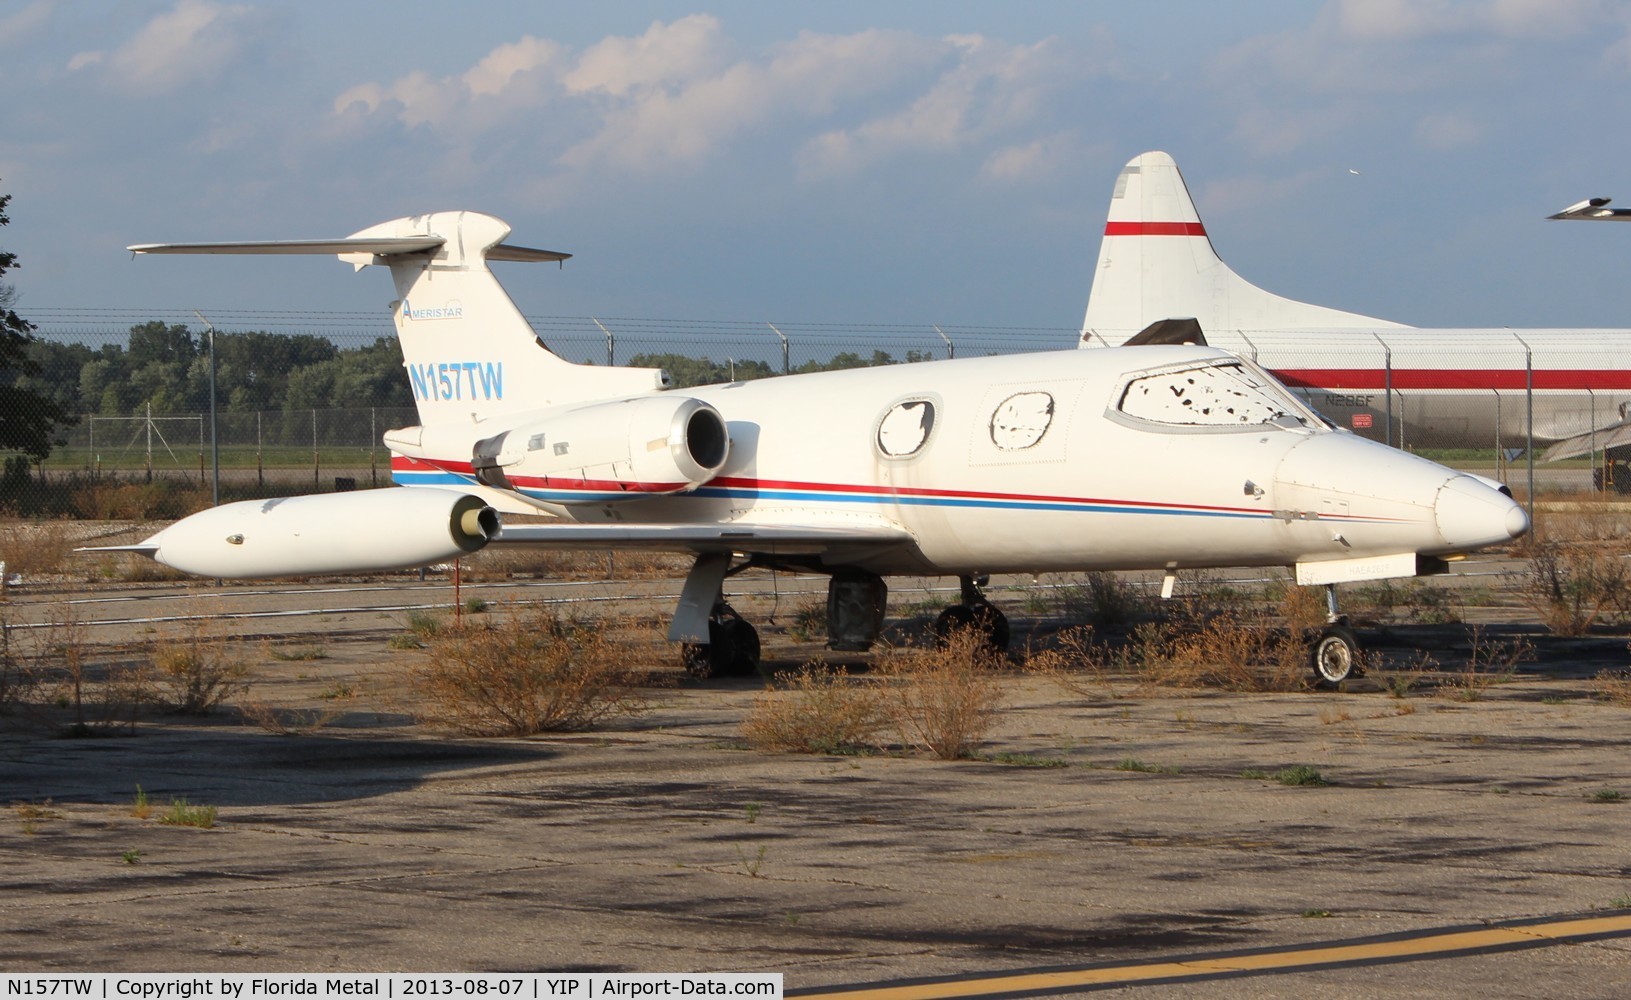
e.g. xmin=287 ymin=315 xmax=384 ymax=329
xmin=401 ymin=299 xmax=463 ymax=321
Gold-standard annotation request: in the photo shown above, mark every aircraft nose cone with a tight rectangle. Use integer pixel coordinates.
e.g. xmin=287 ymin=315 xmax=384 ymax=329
xmin=1435 ymin=475 xmax=1529 ymax=550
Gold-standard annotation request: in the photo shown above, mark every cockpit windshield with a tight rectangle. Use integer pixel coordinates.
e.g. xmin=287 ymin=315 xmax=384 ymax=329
xmin=1116 ymin=360 xmax=1320 ymax=430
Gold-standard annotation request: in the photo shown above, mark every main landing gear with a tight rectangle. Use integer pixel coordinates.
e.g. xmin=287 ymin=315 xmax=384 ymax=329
xmin=930 ymin=575 xmax=1010 ymax=655
xmin=672 ymin=559 xmax=1016 ymax=679
xmin=1309 ymin=583 xmax=1364 ymax=689
xmin=681 ymin=603 xmax=761 ymax=679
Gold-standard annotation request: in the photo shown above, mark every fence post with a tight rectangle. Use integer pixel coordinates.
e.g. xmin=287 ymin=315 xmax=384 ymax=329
xmin=371 ymin=407 xmax=378 ymax=488
xmin=933 ymin=324 xmax=955 ymax=360
xmin=256 ymin=411 xmax=263 ymax=489
xmin=1373 ymin=333 xmax=1394 ymax=448
xmin=312 ymin=407 xmax=319 ymax=489
xmin=1514 ymin=334 xmax=1534 ymax=518
xmin=592 ymin=317 xmax=614 ymax=366
xmin=768 ymin=323 xmax=790 ymax=374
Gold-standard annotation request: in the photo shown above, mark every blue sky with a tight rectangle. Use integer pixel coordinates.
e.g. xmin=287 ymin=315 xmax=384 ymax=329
xmin=4 ymin=0 xmax=1631 ymax=336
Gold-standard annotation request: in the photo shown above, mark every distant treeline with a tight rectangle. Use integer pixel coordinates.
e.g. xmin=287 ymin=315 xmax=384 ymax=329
xmin=15 ymin=322 xmax=940 ymax=418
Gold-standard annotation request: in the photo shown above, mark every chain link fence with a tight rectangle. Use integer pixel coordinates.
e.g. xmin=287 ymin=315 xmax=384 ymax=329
xmin=5 ymin=311 xmax=1628 ymax=516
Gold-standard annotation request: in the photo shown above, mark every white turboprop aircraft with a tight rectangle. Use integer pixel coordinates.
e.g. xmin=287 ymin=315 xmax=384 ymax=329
xmin=1080 ymin=152 xmax=1631 ymax=488
xmin=95 ymin=210 xmax=1529 ymax=686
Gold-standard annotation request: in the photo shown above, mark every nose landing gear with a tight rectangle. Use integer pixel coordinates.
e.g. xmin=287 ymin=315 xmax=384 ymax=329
xmin=1309 ymin=583 xmax=1364 ymax=688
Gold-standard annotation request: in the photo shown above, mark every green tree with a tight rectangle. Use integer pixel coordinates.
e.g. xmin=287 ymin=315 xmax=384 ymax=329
xmin=625 ymin=352 xmax=776 ymax=388
xmin=0 ymin=186 xmax=70 ymax=459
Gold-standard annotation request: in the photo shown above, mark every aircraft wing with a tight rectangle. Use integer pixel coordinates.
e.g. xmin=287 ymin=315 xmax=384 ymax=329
xmin=1540 ymin=418 xmax=1631 ymax=462
xmin=490 ymin=519 xmax=915 ymax=557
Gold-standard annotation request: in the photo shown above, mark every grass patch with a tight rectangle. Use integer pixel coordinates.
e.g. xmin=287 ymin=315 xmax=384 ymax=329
xmin=1590 ymin=788 xmax=1624 ymax=803
xmin=982 ymin=752 xmax=1068 ymax=768
xmin=158 ymin=798 xmax=218 ymax=828
xmin=1115 ymin=757 xmax=1179 ymax=774
xmin=1276 ymin=765 xmax=1329 ymax=787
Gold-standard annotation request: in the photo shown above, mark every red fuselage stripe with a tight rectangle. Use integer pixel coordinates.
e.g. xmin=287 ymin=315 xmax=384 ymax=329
xmin=1103 ymin=221 xmax=1207 ymax=236
xmin=1273 ymin=368 xmax=1631 ymax=392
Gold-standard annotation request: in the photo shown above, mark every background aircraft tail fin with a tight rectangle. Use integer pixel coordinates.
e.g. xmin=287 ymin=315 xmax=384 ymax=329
xmin=1079 ymin=152 xmax=1405 ymax=348
xmin=131 ymin=211 xmax=668 ymax=427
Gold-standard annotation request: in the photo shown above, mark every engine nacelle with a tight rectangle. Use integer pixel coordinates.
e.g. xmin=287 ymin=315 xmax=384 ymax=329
xmin=137 ymin=488 xmax=498 ymax=578
xmin=472 ymin=395 xmax=729 ymax=502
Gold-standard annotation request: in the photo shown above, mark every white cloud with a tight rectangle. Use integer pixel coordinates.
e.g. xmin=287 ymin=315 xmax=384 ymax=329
xmin=981 ymin=131 xmax=1082 ymax=182
xmin=0 ymin=0 xmax=55 ymax=50
xmin=1335 ymin=0 xmax=1608 ymax=42
xmin=69 ymin=0 xmax=257 ymax=96
xmin=563 ymin=15 xmax=726 ymax=97
xmin=796 ymin=35 xmax=1073 ymax=178
xmin=330 ymin=19 xmax=1078 ymax=181
xmin=1209 ymin=0 xmax=1621 ymax=157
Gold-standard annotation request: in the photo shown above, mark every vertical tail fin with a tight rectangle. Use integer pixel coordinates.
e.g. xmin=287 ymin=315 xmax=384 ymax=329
xmin=343 ymin=211 xmax=667 ymax=422
xmin=130 ymin=211 xmax=669 ymax=426
xmin=1079 ymin=152 xmax=1404 ymax=347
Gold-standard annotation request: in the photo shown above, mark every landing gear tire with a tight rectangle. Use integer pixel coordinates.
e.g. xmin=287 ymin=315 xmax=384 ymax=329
xmin=932 ymin=602 xmax=1010 ymax=655
xmin=682 ymin=606 xmax=761 ymax=679
xmin=1310 ymin=624 xmax=1361 ymax=689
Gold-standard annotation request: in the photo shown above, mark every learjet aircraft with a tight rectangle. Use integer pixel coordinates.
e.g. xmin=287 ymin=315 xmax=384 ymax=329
xmin=93 ymin=209 xmax=1530 ymax=686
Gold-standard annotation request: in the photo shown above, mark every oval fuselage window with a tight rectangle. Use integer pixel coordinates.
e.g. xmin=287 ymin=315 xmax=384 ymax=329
xmin=990 ymin=391 xmax=1054 ymax=450
xmin=877 ymin=399 xmax=935 ymax=457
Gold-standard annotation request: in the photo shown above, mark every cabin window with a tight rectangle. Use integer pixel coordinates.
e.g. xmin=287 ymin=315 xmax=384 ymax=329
xmin=990 ymin=391 xmax=1055 ymax=450
xmin=1118 ymin=362 xmax=1309 ymax=428
xmin=877 ymin=399 xmax=935 ymax=457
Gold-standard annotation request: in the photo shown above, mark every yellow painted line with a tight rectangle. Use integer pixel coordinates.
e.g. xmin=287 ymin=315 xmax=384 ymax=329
xmin=792 ymin=913 xmax=1631 ymax=1000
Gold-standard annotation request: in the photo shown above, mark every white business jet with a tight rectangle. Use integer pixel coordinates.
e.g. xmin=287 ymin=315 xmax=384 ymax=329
xmin=1081 ymin=152 xmax=1631 ymax=487
xmin=96 ymin=210 xmax=1528 ymax=686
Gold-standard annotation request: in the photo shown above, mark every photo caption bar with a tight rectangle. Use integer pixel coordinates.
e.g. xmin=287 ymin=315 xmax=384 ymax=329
xmin=2 ymin=975 xmax=782 ymax=1000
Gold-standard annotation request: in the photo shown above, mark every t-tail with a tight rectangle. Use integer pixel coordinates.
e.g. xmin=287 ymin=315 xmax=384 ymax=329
xmin=1079 ymin=151 xmax=1406 ymax=348
xmin=128 ymin=210 xmax=668 ymax=424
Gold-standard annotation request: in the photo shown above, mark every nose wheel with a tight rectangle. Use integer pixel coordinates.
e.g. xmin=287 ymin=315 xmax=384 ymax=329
xmin=1308 ymin=583 xmax=1363 ymax=688
xmin=1310 ymin=623 xmax=1361 ymax=688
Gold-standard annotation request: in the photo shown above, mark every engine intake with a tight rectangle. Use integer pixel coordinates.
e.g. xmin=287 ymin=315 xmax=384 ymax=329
xmin=472 ymin=395 xmax=730 ymax=502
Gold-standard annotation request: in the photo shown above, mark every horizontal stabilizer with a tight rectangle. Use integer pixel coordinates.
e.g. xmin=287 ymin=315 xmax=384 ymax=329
xmin=128 ymin=237 xmax=570 ymax=262
xmin=1540 ymin=417 xmax=1631 ymax=462
xmin=1124 ymin=317 xmax=1207 ymax=347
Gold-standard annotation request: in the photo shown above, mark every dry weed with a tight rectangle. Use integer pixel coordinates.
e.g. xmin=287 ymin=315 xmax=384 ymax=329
xmin=0 ymin=519 xmax=78 ymax=578
xmin=239 ymin=700 xmax=344 ymax=736
xmin=1439 ymin=626 xmax=1532 ymax=701
xmin=1129 ymin=604 xmax=1308 ymax=693
xmin=1028 ymin=626 xmax=1125 ymax=699
xmin=1520 ymin=514 xmax=1631 ymax=634
xmin=149 ymin=622 xmax=250 ymax=714
xmin=411 ymin=610 xmax=646 ymax=735
xmin=1590 ymin=657 xmax=1631 ymax=707
xmin=740 ymin=664 xmax=884 ymax=754
xmin=874 ymin=629 xmax=1006 ymax=759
